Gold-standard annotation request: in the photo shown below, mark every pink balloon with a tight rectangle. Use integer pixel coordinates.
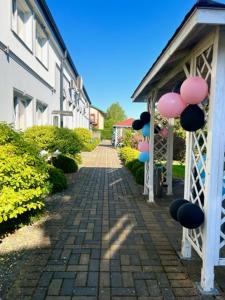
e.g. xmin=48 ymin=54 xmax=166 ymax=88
xmin=180 ymin=76 xmax=208 ymax=104
xmin=158 ymin=92 xmax=186 ymax=118
xmin=160 ymin=127 xmax=169 ymax=138
xmin=138 ymin=141 xmax=149 ymax=152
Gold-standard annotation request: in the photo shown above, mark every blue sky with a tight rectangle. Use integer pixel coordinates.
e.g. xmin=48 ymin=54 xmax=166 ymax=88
xmin=46 ymin=0 xmax=210 ymax=118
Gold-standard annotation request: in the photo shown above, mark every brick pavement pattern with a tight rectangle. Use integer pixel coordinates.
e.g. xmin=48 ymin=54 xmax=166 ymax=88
xmin=3 ymin=142 xmax=225 ymax=299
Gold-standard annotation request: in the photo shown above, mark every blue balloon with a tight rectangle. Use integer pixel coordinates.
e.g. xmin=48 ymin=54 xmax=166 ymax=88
xmin=142 ymin=123 xmax=150 ymax=137
xmin=138 ymin=151 xmax=150 ymax=162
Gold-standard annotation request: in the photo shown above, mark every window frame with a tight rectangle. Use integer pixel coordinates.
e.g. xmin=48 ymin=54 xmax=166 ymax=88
xmin=35 ymin=18 xmax=49 ymax=69
xmin=11 ymin=0 xmax=33 ymax=52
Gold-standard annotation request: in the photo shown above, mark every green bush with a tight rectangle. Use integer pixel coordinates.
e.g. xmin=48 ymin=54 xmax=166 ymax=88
xmin=119 ymin=147 xmax=139 ymax=164
xmin=53 ymin=155 xmax=78 ymax=173
xmin=101 ymin=129 xmax=112 ymax=140
xmin=130 ymin=159 xmax=144 ymax=173
xmin=135 ymin=165 xmax=145 ymax=185
xmin=48 ymin=165 xmax=67 ymax=193
xmin=0 ymin=123 xmax=51 ymax=223
xmin=74 ymin=128 xmax=100 ymax=151
xmin=24 ymin=125 xmax=81 ymax=155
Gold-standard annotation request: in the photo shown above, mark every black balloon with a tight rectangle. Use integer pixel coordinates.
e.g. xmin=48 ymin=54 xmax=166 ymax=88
xmin=169 ymin=199 xmax=189 ymax=221
xmin=180 ymin=105 xmax=205 ymax=132
xmin=140 ymin=111 xmax=151 ymax=124
xmin=177 ymin=203 xmax=204 ymax=229
xmin=132 ymin=119 xmax=144 ymax=130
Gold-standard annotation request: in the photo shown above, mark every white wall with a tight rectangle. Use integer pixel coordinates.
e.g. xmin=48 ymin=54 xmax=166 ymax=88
xmin=0 ymin=0 xmax=90 ymax=130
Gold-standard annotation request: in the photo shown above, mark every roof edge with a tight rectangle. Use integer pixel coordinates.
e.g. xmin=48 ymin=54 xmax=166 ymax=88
xmin=131 ymin=1 xmax=225 ymax=100
xmin=38 ymin=0 xmax=91 ymax=104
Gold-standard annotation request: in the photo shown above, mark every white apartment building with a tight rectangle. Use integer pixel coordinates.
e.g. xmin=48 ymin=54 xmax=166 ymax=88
xmin=0 ymin=0 xmax=91 ymax=130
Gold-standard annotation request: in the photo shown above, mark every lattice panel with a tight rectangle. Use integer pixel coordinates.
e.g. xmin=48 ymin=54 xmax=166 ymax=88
xmin=219 ymin=152 xmax=225 ymax=259
xmin=154 ymin=132 xmax=168 ymax=182
xmin=186 ymin=45 xmax=213 ymax=257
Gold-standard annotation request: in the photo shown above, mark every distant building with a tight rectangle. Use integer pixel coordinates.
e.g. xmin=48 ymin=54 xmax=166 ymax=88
xmin=90 ymin=106 xmax=105 ymax=130
xmin=0 ymin=0 xmax=91 ymax=130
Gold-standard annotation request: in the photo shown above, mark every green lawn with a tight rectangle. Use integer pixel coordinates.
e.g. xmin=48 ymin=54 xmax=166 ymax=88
xmin=173 ymin=161 xmax=185 ymax=179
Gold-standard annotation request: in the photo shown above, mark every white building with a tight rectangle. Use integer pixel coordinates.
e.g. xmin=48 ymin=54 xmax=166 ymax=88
xmin=0 ymin=0 xmax=91 ymax=130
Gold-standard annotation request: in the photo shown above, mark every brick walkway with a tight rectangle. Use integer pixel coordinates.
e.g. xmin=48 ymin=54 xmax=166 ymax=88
xmin=1 ymin=142 xmax=225 ymax=299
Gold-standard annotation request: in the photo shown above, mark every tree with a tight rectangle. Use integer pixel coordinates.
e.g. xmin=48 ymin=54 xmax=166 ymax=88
xmin=105 ymin=102 xmax=126 ymax=123
xmin=102 ymin=102 xmax=127 ymax=139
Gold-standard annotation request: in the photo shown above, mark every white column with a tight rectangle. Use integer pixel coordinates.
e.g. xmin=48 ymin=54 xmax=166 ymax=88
xmin=143 ymin=100 xmax=150 ymax=195
xmin=181 ymin=131 xmax=193 ymax=259
xmin=148 ymin=91 xmax=157 ymax=203
xmin=166 ymin=118 xmax=174 ymax=195
xmin=114 ymin=127 xmax=118 ymax=147
xmin=200 ymin=28 xmax=225 ymax=293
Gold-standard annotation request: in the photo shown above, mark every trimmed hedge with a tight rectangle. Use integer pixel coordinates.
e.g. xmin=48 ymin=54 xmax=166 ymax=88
xmin=119 ymin=147 xmax=139 ymax=165
xmin=48 ymin=165 xmax=68 ymax=193
xmin=74 ymin=128 xmax=100 ymax=152
xmin=53 ymin=155 xmax=78 ymax=173
xmin=119 ymin=146 xmax=144 ymax=185
xmin=24 ymin=125 xmax=81 ymax=155
xmin=0 ymin=123 xmax=51 ymax=223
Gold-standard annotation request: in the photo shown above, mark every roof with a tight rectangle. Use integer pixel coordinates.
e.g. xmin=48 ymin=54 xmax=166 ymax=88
xmin=90 ymin=105 xmax=106 ymax=116
xmin=113 ymin=118 xmax=135 ymax=128
xmin=132 ymin=0 xmax=225 ymax=101
xmin=38 ymin=0 xmax=91 ymax=104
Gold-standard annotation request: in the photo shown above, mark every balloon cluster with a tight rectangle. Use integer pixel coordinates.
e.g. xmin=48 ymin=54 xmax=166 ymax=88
xmin=132 ymin=111 xmax=151 ymax=162
xmin=158 ymin=76 xmax=208 ymax=132
xmin=169 ymin=199 xmax=204 ymax=229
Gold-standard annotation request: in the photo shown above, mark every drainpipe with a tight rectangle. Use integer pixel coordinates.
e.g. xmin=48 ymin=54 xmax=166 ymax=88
xmin=60 ymin=50 xmax=67 ymax=128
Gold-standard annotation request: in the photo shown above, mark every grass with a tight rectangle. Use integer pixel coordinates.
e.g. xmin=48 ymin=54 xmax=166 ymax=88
xmin=173 ymin=161 xmax=185 ymax=179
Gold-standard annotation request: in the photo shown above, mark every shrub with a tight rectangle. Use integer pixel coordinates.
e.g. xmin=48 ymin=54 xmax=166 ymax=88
xmin=135 ymin=166 xmax=145 ymax=185
xmin=74 ymin=128 xmax=100 ymax=151
xmin=24 ymin=125 xmax=81 ymax=155
xmin=53 ymin=155 xmax=78 ymax=173
xmin=48 ymin=165 xmax=67 ymax=193
xmin=0 ymin=123 xmax=51 ymax=223
xmin=101 ymin=129 xmax=112 ymax=140
xmin=131 ymin=159 xmax=144 ymax=173
xmin=119 ymin=147 xmax=139 ymax=164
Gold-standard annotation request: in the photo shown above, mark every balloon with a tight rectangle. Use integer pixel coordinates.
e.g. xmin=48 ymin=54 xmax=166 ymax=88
xmin=160 ymin=127 xmax=169 ymax=138
xmin=138 ymin=141 xmax=149 ymax=152
xmin=180 ymin=105 xmax=205 ymax=132
xmin=158 ymin=92 xmax=186 ymax=118
xmin=132 ymin=119 xmax=144 ymax=130
xmin=138 ymin=151 xmax=149 ymax=162
xmin=180 ymin=76 xmax=208 ymax=105
xmin=142 ymin=123 xmax=150 ymax=137
xmin=140 ymin=111 xmax=151 ymax=124
xmin=169 ymin=199 xmax=189 ymax=221
xmin=177 ymin=203 xmax=204 ymax=229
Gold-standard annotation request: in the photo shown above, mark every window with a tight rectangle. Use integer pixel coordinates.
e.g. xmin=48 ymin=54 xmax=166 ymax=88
xmin=36 ymin=21 xmax=48 ymax=67
xmin=12 ymin=0 xmax=33 ymax=50
xmin=14 ymin=93 xmax=33 ymax=130
xmin=36 ymin=101 xmax=48 ymax=125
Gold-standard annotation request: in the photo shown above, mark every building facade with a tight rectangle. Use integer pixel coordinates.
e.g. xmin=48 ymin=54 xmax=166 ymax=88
xmin=0 ymin=0 xmax=91 ymax=131
xmin=90 ymin=106 xmax=105 ymax=130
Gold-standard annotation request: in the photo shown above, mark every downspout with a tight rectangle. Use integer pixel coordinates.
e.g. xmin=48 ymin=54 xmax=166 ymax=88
xmin=60 ymin=50 xmax=67 ymax=128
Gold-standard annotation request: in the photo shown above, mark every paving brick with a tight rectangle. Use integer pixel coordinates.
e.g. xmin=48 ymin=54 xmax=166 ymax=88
xmin=122 ymin=272 xmax=134 ymax=287
xmin=111 ymin=272 xmax=123 ymax=287
xmin=72 ymin=287 xmax=97 ymax=296
xmin=75 ymin=272 xmax=87 ymax=287
xmin=135 ymin=280 xmax=149 ymax=296
xmin=87 ymin=272 xmax=99 ymax=287
xmin=60 ymin=278 xmax=74 ymax=296
xmin=48 ymin=279 xmax=62 ymax=296
xmin=99 ymin=272 xmax=110 ymax=287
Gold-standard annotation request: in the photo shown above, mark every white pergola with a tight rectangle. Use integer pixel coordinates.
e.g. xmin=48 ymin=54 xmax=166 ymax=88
xmin=132 ymin=0 xmax=225 ymax=294
xmin=113 ymin=118 xmax=134 ymax=147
